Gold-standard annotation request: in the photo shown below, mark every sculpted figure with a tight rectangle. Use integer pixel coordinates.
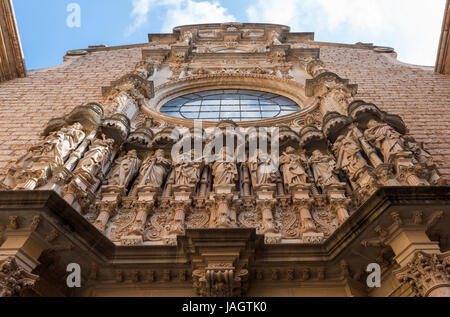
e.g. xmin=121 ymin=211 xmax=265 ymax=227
xmin=2 ymin=123 xmax=86 ymax=190
xmin=403 ymin=136 xmax=445 ymax=185
xmin=182 ymin=31 xmax=193 ymax=45
xmin=248 ymin=150 xmax=277 ymax=186
xmin=333 ymin=130 xmax=370 ymax=179
xmin=279 ymin=147 xmax=308 ymax=186
xmin=75 ymin=135 xmax=114 ymax=179
xmin=212 ymin=147 xmax=238 ymax=185
xmin=309 ymin=150 xmax=341 ymax=190
xmin=364 ymin=120 xmax=406 ymax=163
xmin=270 ymin=30 xmax=282 ymax=45
xmin=27 ymin=123 xmax=85 ymax=166
xmin=174 ymin=150 xmax=202 ymax=186
xmin=108 ymin=150 xmax=141 ymax=188
xmin=139 ymin=149 xmax=172 ymax=187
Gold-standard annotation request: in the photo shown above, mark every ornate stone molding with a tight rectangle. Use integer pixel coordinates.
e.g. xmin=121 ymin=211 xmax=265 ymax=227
xmin=0 ymin=257 xmax=39 ymax=297
xmin=394 ymin=251 xmax=450 ymax=297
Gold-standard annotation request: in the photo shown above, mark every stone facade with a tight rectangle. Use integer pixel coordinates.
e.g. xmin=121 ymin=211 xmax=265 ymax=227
xmin=0 ymin=22 xmax=449 ymax=297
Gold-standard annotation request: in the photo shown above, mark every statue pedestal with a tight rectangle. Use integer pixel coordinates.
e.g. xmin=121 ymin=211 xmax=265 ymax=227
xmin=122 ymin=186 xmax=159 ymax=245
xmin=265 ymin=233 xmax=282 ymax=245
xmin=210 ymin=185 xmax=236 ymax=229
xmin=121 ymin=235 xmax=144 ymax=246
xmin=213 ymin=184 xmax=235 ymax=195
xmin=302 ymin=232 xmax=324 ymax=244
xmin=254 ymin=184 xmax=277 ymax=200
xmin=163 ymin=190 xmax=192 ymax=244
xmin=255 ymin=184 xmax=279 ymax=242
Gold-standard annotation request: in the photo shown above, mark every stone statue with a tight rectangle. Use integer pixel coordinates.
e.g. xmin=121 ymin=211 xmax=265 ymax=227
xmin=270 ymin=30 xmax=282 ymax=45
xmin=364 ymin=120 xmax=406 ymax=163
xmin=75 ymin=135 xmax=115 ymax=179
xmin=174 ymin=150 xmax=202 ymax=187
xmin=309 ymin=150 xmax=341 ymax=190
xmin=2 ymin=123 xmax=86 ymax=190
xmin=333 ymin=131 xmax=370 ymax=180
xmin=403 ymin=135 xmax=446 ymax=185
xmin=279 ymin=147 xmax=308 ymax=186
xmin=107 ymin=150 xmax=141 ymax=188
xmin=182 ymin=31 xmax=193 ymax=45
xmin=248 ymin=150 xmax=277 ymax=186
xmin=212 ymin=147 xmax=238 ymax=185
xmin=27 ymin=123 xmax=85 ymax=166
xmin=139 ymin=149 xmax=172 ymax=187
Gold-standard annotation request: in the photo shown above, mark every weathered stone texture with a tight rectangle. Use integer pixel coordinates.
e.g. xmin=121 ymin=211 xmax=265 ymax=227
xmin=0 ymin=42 xmax=450 ymax=181
xmin=0 ymin=47 xmax=145 ymax=175
xmin=316 ymin=44 xmax=450 ymax=181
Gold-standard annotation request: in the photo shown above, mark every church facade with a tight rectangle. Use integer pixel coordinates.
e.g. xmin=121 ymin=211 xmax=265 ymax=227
xmin=0 ymin=21 xmax=450 ymax=297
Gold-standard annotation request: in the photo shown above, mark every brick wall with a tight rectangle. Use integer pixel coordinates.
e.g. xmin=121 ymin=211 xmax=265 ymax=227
xmin=0 ymin=47 xmax=144 ymax=175
xmin=0 ymin=42 xmax=449 ymax=182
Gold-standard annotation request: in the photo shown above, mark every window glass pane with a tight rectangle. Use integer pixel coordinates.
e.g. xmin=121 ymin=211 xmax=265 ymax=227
xmin=202 ymin=100 xmax=221 ymax=106
xmin=240 ymin=99 xmax=259 ymax=104
xmin=182 ymin=112 xmax=199 ymax=119
xmin=201 ymin=106 xmax=220 ymax=112
xmin=160 ymin=89 xmax=300 ymax=122
xmin=260 ymin=105 xmax=280 ymax=111
xmin=241 ymin=104 xmax=261 ymax=111
xmin=181 ymin=106 xmax=200 ymax=112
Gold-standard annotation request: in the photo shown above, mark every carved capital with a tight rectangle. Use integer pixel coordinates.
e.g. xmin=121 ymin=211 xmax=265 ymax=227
xmin=192 ymin=266 xmax=249 ymax=297
xmin=0 ymin=257 xmax=39 ymax=298
xmin=394 ymin=251 xmax=450 ymax=297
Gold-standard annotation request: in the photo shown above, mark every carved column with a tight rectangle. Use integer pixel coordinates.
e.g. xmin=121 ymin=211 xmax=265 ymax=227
xmin=351 ymin=126 xmax=384 ymax=168
xmin=255 ymin=184 xmax=281 ymax=244
xmin=291 ymin=184 xmax=324 ymax=243
xmin=211 ymin=185 xmax=235 ymax=229
xmin=123 ymin=186 xmax=159 ymax=245
xmin=94 ymin=198 xmax=120 ymax=233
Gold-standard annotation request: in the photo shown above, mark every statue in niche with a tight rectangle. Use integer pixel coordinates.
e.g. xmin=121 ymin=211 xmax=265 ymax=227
xmin=182 ymin=31 xmax=193 ymax=46
xmin=269 ymin=30 xmax=282 ymax=45
xmin=364 ymin=120 xmax=406 ymax=163
xmin=403 ymin=136 xmax=445 ymax=185
xmin=248 ymin=150 xmax=277 ymax=186
xmin=28 ymin=123 xmax=86 ymax=166
xmin=75 ymin=135 xmax=114 ymax=179
xmin=333 ymin=130 xmax=370 ymax=179
xmin=309 ymin=150 xmax=342 ymax=190
xmin=107 ymin=150 xmax=141 ymax=188
xmin=212 ymin=147 xmax=238 ymax=185
xmin=139 ymin=149 xmax=172 ymax=188
xmin=173 ymin=150 xmax=202 ymax=187
xmin=279 ymin=147 xmax=308 ymax=186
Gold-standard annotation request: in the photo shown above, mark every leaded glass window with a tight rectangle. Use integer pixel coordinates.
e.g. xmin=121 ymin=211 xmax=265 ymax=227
xmin=159 ymin=89 xmax=300 ymax=122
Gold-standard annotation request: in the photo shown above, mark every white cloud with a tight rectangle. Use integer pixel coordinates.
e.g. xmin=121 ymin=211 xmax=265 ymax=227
xmin=126 ymin=0 xmax=235 ymax=36
xmin=246 ymin=0 xmax=447 ymax=66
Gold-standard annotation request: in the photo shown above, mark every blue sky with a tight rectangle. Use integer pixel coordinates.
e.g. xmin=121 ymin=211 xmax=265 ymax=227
xmin=13 ymin=0 xmax=447 ymax=70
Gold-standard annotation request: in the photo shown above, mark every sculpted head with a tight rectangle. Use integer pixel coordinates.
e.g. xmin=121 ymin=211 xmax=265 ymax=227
xmin=367 ymin=119 xmax=381 ymax=129
xmin=154 ymin=149 xmax=165 ymax=158
xmin=285 ymin=146 xmax=296 ymax=154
